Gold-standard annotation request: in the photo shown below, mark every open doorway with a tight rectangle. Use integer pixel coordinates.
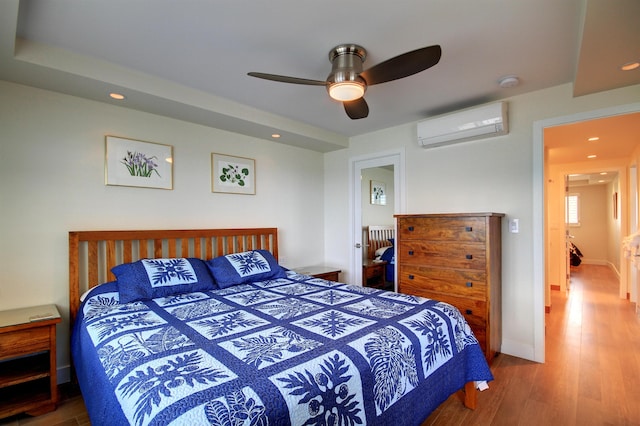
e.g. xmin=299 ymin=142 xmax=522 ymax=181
xmin=545 ymin=113 xmax=638 ymax=301
xmin=533 ymin=103 xmax=640 ymax=363
xmin=564 ymin=170 xmax=621 ymax=286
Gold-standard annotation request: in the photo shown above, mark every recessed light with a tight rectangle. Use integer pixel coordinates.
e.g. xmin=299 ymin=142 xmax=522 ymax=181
xmin=587 ymin=155 xmax=597 ymax=159
xmin=109 ymin=92 xmax=126 ymax=100
xmin=271 ymin=134 xmax=281 ymax=138
xmin=588 ymin=137 xmax=599 ymax=141
xmin=600 ymin=172 xmax=607 ymax=175
xmin=621 ymin=62 xmax=640 ymax=71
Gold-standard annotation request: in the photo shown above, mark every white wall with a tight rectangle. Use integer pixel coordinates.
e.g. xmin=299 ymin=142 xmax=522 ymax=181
xmin=324 ymin=83 xmax=640 ymax=361
xmin=0 ymin=81 xmax=326 ymax=379
xmin=568 ymin=184 xmax=612 ymax=265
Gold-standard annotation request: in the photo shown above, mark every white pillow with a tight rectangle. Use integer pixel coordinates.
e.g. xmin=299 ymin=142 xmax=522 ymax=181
xmin=375 ymin=246 xmax=393 ymax=257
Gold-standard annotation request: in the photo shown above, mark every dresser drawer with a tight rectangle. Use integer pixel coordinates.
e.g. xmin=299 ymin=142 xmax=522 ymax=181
xmin=397 ymin=265 xmax=487 ymax=300
xmin=0 ymin=327 xmax=50 ymax=360
xmin=398 ymin=241 xmax=486 ymax=269
xmin=398 ymin=286 xmax=487 ymax=325
xmin=469 ymin=326 xmax=487 ymax=352
xmin=397 ymin=285 xmax=488 ymax=353
xmin=436 ymin=294 xmax=487 ymax=328
xmin=398 ymin=217 xmax=486 ymax=242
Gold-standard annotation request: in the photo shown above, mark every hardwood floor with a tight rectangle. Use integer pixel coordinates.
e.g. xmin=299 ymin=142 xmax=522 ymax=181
xmin=2 ymin=264 xmax=638 ymax=425
xmin=423 ymin=264 xmax=640 ymax=425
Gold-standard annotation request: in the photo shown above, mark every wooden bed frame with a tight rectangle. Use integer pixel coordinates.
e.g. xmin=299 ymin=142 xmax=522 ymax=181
xmin=365 ymin=225 xmax=395 ymax=259
xmin=68 ymin=228 xmax=278 ymax=324
xmin=68 ymin=227 xmax=477 ymax=410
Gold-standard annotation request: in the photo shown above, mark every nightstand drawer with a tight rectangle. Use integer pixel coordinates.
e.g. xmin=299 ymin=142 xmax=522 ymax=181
xmin=0 ymin=304 xmax=60 ymax=419
xmin=364 ymin=263 xmax=384 ymax=278
xmin=0 ymin=328 xmax=50 ymax=360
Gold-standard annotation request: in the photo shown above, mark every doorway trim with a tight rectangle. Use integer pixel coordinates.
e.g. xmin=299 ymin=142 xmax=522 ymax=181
xmin=349 ymin=148 xmax=406 ymax=287
xmin=533 ymin=101 xmax=640 ymax=363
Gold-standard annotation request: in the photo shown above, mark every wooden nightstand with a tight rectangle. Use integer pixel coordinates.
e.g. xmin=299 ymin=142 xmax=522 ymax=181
xmin=363 ymin=260 xmax=387 ymax=288
xmin=297 ymin=265 xmax=342 ymax=282
xmin=0 ymin=304 xmax=61 ymax=419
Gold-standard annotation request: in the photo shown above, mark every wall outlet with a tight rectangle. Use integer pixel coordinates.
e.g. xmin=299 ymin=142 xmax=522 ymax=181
xmin=509 ymin=218 xmax=519 ymax=233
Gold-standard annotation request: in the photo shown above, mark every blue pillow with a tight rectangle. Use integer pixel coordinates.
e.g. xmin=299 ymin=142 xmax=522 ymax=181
xmin=206 ymin=250 xmax=286 ymax=289
xmin=112 ymin=258 xmax=216 ymax=303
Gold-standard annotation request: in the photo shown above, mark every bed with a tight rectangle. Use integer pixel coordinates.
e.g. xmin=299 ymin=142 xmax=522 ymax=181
xmin=366 ymin=225 xmax=395 ymax=283
xmin=69 ymin=228 xmax=492 ymax=426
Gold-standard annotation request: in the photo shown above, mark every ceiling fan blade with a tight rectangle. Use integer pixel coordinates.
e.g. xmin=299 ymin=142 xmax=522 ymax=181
xmin=360 ymin=45 xmax=441 ymax=86
xmin=247 ymin=72 xmax=327 ymax=86
xmin=344 ymin=98 xmax=369 ymax=120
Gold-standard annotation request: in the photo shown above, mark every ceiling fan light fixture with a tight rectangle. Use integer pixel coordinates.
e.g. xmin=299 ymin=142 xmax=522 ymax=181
xmin=328 ymin=81 xmax=365 ymax=101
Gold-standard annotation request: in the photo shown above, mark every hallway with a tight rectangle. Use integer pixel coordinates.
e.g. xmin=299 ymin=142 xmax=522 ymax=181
xmin=424 ymin=263 xmax=640 ymax=425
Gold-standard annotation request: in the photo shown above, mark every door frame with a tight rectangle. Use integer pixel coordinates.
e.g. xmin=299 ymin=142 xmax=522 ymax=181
xmin=349 ymin=148 xmax=406 ymax=287
xmin=533 ymin=101 xmax=640 ymax=363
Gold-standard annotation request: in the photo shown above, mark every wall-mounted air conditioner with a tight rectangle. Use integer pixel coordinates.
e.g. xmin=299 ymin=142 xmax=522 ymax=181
xmin=417 ymin=101 xmax=508 ymax=149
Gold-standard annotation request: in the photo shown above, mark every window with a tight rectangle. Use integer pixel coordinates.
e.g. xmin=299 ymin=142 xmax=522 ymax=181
xmin=565 ymin=193 xmax=580 ymax=226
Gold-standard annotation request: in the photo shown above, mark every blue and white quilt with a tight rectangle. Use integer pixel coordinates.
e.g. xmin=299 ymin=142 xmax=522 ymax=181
xmin=72 ymin=270 xmax=493 ymax=426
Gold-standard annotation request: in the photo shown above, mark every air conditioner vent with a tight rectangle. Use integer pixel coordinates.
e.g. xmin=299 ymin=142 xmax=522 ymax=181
xmin=417 ymin=102 xmax=508 ymax=149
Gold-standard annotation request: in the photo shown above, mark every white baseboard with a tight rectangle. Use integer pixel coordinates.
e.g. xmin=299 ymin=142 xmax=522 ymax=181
xmin=581 ymin=259 xmax=607 ymax=266
xmin=581 ymin=259 xmax=621 ymax=278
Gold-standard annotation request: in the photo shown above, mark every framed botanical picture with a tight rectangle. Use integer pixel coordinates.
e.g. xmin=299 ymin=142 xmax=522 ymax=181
xmin=370 ymin=180 xmax=386 ymax=205
xmin=211 ymin=153 xmax=256 ymax=195
xmin=105 ymin=136 xmax=173 ymax=189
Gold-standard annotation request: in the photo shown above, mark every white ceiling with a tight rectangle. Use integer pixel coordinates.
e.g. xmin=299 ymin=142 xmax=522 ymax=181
xmin=0 ymin=0 xmax=638 ymax=155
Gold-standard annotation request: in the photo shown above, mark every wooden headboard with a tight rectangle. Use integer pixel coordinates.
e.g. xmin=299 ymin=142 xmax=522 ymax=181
xmin=365 ymin=225 xmax=395 ymax=259
xmin=69 ymin=228 xmax=278 ymax=323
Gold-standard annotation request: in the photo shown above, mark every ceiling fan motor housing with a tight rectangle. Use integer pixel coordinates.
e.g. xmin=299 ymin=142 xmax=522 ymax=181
xmin=327 ymin=44 xmax=367 ymax=98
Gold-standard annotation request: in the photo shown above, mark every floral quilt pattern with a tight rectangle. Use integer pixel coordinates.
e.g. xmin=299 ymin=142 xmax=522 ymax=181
xmin=73 ymin=270 xmax=492 ymax=426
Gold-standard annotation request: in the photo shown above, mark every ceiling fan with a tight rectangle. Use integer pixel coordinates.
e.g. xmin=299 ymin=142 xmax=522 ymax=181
xmin=248 ymin=44 xmax=441 ymax=120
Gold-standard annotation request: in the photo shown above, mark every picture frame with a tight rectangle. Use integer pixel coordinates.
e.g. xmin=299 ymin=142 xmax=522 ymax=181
xmin=370 ymin=180 xmax=386 ymax=205
xmin=105 ymin=135 xmax=173 ymax=189
xmin=211 ymin=153 xmax=256 ymax=195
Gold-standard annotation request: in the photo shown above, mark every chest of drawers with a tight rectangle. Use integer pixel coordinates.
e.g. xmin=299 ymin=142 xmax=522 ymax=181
xmin=395 ymin=213 xmax=503 ymax=363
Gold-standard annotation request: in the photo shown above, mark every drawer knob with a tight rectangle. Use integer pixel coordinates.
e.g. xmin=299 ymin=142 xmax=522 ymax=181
xmin=466 ymin=282 xmax=473 ymax=287
xmin=408 ymin=274 xmax=415 ymax=280
xmin=466 ymin=254 xmax=473 ymax=260
xmin=408 ymin=250 xmax=414 ymax=256
xmin=465 ymin=226 xmax=473 ymax=232
xmin=465 ymin=309 xmax=473 ymax=315
xmin=408 ymin=226 xmax=414 ymax=231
